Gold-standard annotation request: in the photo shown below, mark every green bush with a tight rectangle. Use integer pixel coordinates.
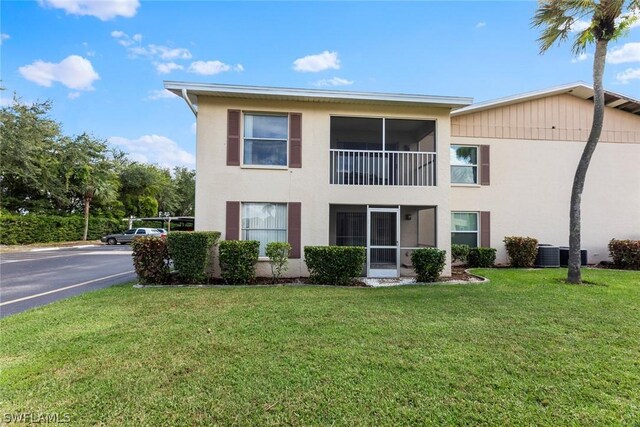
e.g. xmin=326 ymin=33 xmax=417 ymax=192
xmin=219 ymin=240 xmax=260 ymax=285
xmin=167 ymin=231 xmax=220 ymax=283
xmin=304 ymin=246 xmax=366 ymax=286
xmin=503 ymin=236 xmax=538 ymax=267
xmin=411 ymin=248 xmax=446 ymax=283
xmin=0 ymin=214 xmax=122 ymax=245
xmin=451 ymin=244 xmax=470 ymax=263
xmin=266 ymin=241 xmax=291 ymax=283
xmin=608 ymin=239 xmax=640 ymax=270
xmin=468 ymin=247 xmax=497 ymax=268
xmin=131 ymin=237 xmax=170 ymax=285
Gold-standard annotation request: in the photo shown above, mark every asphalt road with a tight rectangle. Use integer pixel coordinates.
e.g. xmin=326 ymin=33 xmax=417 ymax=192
xmin=0 ymin=245 xmax=136 ymax=318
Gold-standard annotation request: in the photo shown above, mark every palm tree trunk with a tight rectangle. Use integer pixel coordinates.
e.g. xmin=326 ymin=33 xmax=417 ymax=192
xmin=83 ymin=197 xmax=90 ymax=241
xmin=567 ymin=39 xmax=608 ymax=284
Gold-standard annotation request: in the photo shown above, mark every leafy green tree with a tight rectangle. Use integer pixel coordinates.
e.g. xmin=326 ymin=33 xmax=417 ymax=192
xmin=533 ymin=0 xmax=639 ymax=284
xmin=0 ymin=97 xmax=65 ymax=212
xmin=62 ymin=133 xmax=119 ymax=240
xmin=172 ymin=167 xmax=195 ymax=216
xmin=119 ymin=163 xmax=170 ymax=217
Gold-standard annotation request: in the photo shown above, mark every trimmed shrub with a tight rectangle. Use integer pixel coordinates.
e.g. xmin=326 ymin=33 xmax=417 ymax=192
xmin=304 ymin=246 xmax=366 ymax=286
xmin=219 ymin=240 xmax=260 ymax=284
xmin=467 ymin=247 xmax=497 ymax=268
xmin=167 ymin=231 xmax=220 ymax=283
xmin=266 ymin=241 xmax=291 ymax=283
xmin=608 ymin=239 xmax=640 ymax=270
xmin=0 ymin=214 xmax=122 ymax=245
xmin=411 ymin=248 xmax=446 ymax=283
xmin=503 ymin=236 xmax=538 ymax=267
xmin=131 ymin=237 xmax=170 ymax=285
xmin=451 ymin=244 xmax=470 ymax=263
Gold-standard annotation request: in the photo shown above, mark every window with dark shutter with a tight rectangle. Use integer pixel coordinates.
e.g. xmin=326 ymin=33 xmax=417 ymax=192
xmin=289 ymin=113 xmax=302 ymax=168
xmin=288 ymin=202 xmax=301 ymax=258
xmin=225 ymin=201 xmax=240 ymax=240
xmin=227 ymin=110 xmax=241 ymax=166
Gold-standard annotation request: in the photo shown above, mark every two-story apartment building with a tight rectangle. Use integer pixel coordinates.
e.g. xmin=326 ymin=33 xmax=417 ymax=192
xmin=165 ymin=81 xmax=640 ymax=278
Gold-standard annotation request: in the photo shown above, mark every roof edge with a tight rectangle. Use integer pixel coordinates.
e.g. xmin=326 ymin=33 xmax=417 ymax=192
xmin=163 ymin=81 xmax=473 ymax=108
xmin=452 ymin=81 xmax=640 ymax=116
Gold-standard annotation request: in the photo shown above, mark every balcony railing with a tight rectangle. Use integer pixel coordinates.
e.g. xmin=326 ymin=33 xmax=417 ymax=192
xmin=330 ymin=149 xmax=436 ymax=186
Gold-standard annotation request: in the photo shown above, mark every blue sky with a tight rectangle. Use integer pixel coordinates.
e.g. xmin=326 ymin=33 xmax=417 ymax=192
xmin=2 ymin=1 xmax=639 ymax=169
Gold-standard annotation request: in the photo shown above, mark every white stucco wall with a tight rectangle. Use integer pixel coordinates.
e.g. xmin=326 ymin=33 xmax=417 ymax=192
xmin=451 ymin=136 xmax=640 ymax=264
xmin=195 ymin=96 xmax=454 ymax=277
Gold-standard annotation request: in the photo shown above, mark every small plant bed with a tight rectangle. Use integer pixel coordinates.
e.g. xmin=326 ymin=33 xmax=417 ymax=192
xmin=135 ymin=275 xmax=369 ymax=287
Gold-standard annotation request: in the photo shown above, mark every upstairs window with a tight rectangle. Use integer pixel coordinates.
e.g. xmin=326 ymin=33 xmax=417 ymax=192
xmin=450 ymin=145 xmax=478 ymax=184
xmin=243 ymin=114 xmax=288 ymax=167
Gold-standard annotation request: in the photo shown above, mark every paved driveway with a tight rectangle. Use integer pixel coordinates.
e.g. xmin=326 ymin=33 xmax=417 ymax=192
xmin=0 ymin=245 xmax=136 ymax=318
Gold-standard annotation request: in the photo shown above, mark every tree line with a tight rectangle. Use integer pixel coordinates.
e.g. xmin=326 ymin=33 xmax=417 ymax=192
xmin=1 ymin=96 xmax=195 ymax=238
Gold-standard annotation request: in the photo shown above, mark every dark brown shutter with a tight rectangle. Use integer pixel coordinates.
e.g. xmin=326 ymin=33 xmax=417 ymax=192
xmin=226 ymin=201 xmax=240 ymax=240
xmin=480 ymin=145 xmax=490 ymax=185
xmin=289 ymin=113 xmax=302 ymax=168
xmin=288 ymin=202 xmax=301 ymax=258
xmin=480 ymin=211 xmax=490 ymax=247
xmin=227 ymin=110 xmax=241 ymax=166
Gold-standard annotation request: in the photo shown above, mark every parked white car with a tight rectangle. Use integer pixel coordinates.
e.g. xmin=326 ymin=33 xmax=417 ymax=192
xmin=101 ymin=228 xmax=167 ymax=245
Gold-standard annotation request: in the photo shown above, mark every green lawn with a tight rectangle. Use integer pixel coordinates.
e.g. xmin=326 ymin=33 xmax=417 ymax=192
xmin=1 ymin=269 xmax=639 ymax=426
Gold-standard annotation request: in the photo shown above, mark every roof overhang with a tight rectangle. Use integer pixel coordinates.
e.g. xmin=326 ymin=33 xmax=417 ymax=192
xmin=452 ymin=81 xmax=640 ymax=116
xmin=164 ymin=81 xmax=473 ymax=110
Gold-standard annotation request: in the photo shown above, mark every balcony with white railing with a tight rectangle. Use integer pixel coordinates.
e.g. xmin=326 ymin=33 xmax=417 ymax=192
xmin=329 ymin=149 xmax=437 ymax=186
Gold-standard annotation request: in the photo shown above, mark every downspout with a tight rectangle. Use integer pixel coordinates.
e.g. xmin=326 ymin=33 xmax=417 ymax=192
xmin=181 ymin=88 xmax=198 ymax=117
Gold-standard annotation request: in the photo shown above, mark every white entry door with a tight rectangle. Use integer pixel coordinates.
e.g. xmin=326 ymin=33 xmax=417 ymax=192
xmin=367 ymin=207 xmax=400 ymax=278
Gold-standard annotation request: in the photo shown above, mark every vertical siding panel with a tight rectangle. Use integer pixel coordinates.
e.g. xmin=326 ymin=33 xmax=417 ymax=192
xmin=572 ymin=98 xmax=581 ymax=141
xmin=531 ymin=99 xmax=539 ymax=140
xmin=481 ymin=111 xmax=489 ymax=137
xmin=524 ymin=101 xmax=532 ymax=139
xmin=517 ymin=103 xmax=525 ymax=139
xmin=488 ymin=109 xmax=496 ymax=138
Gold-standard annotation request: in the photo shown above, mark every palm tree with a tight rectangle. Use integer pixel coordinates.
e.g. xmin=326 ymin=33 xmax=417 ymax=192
xmin=532 ymin=0 xmax=639 ymax=284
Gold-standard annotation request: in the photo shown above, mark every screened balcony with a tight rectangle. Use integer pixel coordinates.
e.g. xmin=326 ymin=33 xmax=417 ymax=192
xmin=329 ymin=117 xmax=437 ymax=186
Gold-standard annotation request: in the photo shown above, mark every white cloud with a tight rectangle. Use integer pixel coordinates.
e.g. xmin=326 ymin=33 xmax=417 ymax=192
xmin=571 ymin=53 xmax=590 ymax=63
xmin=155 ymin=62 xmax=183 ymax=74
xmin=568 ymin=19 xmax=591 ymax=32
xmin=188 ymin=60 xmax=232 ymax=75
xmin=608 ymin=42 xmax=640 ymax=64
xmin=620 ymin=9 xmax=640 ymax=29
xmin=0 ymin=33 xmax=9 ymax=45
xmin=313 ymin=77 xmax=354 ymax=87
xmin=191 ymin=122 xmax=197 ymax=134
xmin=18 ymin=55 xmax=99 ymax=90
xmin=147 ymin=89 xmax=176 ymax=100
xmin=38 ymin=0 xmax=140 ymax=20
xmin=129 ymin=44 xmax=191 ymax=60
xmin=67 ymin=92 xmax=81 ymax=99
xmin=109 ymin=135 xmax=195 ymax=169
xmin=293 ymin=50 xmax=340 ymax=72
xmin=476 ymin=22 xmax=486 ymax=28
xmin=616 ymin=67 xmax=640 ymax=84
xmin=569 ymin=11 xmax=640 ymax=32
xmin=234 ymin=64 xmax=244 ymax=72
